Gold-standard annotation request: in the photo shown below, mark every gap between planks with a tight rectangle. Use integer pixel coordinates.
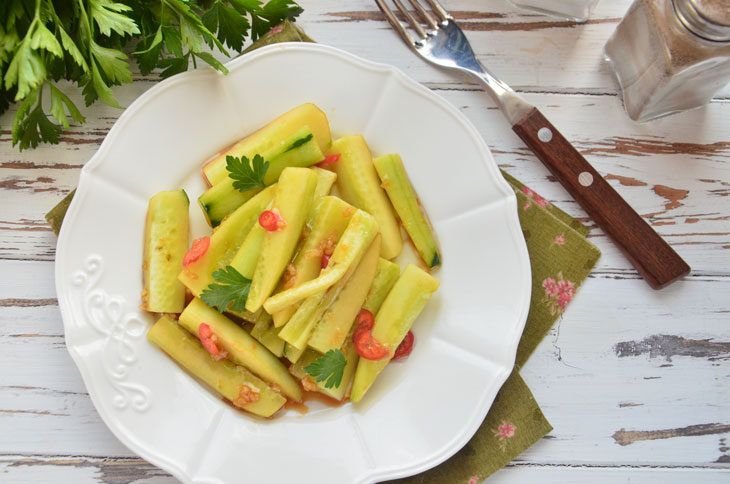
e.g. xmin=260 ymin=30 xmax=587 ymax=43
xmin=2 ymin=454 xmax=728 ymax=470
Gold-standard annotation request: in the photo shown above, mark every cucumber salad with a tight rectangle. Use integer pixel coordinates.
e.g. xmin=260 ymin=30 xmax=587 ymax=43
xmin=141 ymin=103 xmax=442 ymax=417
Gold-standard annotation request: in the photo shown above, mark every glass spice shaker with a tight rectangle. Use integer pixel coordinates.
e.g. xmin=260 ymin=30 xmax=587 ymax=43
xmin=505 ymin=0 xmax=600 ymax=22
xmin=604 ymin=0 xmax=730 ymax=123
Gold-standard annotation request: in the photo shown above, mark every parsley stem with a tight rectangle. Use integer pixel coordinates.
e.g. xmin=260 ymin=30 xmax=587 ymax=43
xmin=76 ymin=0 xmax=94 ymax=55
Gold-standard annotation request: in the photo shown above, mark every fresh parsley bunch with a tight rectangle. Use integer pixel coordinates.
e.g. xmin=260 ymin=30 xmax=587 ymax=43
xmin=0 ymin=0 xmax=303 ymax=151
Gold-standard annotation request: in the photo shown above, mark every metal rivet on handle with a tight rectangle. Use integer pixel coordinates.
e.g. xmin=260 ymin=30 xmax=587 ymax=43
xmin=578 ymin=171 xmax=594 ymax=187
xmin=538 ymin=127 xmax=553 ymax=142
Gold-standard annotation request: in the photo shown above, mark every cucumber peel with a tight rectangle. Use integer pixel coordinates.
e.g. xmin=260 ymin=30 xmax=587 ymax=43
xmin=200 ymin=127 xmax=323 ymax=227
xmin=147 ymin=315 xmax=286 ymax=417
xmin=362 ymin=258 xmax=401 ymax=314
xmin=203 ymin=103 xmax=332 ymax=185
xmin=308 ymin=234 xmax=382 ymax=353
xmin=271 ymin=196 xmax=355 ymax=328
xmin=373 ymin=154 xmax=442 ymax=268
xmin=231 ymin=223 xmax=266 ymax=280
xmin=262 ymin=209 xmax=379 ymax=315
xmin=283 ymin=341 xmax=305 ymax=364
xmin=350 ymin=264 xmax=440 ymax=403
xmin=142 ymin=189 xmax=189 ymax=314
xmin=246 ymin=167 xmax=318 ymax=313
xmin=312 ymin=167 xmax=337 ymax=198
xmin=250 ymin=313 xmax=285 ymax=357
xmin=178 ymin=185 xmax=276 ymax=298
xmin=289 ymin=340 xmax=359 ymax=401
xmin=179 ymin=298 xmax=302 ymax=401
xmin=279 ymin=235 xmax=381 ymax=351
xmin=329 ymin=135 xmax=402 ymax=260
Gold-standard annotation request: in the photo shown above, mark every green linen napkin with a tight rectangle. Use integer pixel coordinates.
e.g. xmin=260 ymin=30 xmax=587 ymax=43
xmin=45 ymin=20 xmax=600 ymax=484
xmin=386 ymin=174 xmax=600 ymax=484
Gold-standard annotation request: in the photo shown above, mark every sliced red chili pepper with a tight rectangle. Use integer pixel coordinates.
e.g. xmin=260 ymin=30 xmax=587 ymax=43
xmin=352 ymin=309 xmax=373 ymax=341
xmin=259 ymin=210 xmax=283 ymax=231
xmin=355 ymin=309 xmax=374 ymax=332
xmin=353 ymin=329 xmax=388 ymax=360
xmin=182 ymin=236 xmax=210 ymax=267
xmin=320 ymin=253 xmax=331 ymax=269
xmin=199 ymin=322 xmax=223 ymax=359
xmin=352 ymin=309 xmax=387 ymax=360
xmin=316 ymin=153 xmax=341 ymax=167
xmin=392 ymin=331 xmax=415 ymax=360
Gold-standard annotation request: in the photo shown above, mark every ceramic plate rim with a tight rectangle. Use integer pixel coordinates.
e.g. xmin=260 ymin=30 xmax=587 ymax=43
xmin=55 ymin=42 xmax=532 ymax=484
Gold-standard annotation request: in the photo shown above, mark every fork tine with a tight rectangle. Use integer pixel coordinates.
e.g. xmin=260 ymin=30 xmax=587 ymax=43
xmin=423 ymin=0 xmax=451 ymax=21
xmin=375 ymin=0 xmax=417 ymax=45
xmin=392 ymin=0 xmax=428 ymax=39
xmin=407 ymin=0 xmax=438 ymax=31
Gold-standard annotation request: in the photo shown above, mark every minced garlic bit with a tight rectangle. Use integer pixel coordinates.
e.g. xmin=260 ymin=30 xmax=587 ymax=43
xmin=320 ymin=233 xmax=337 ymax=256
xmin=304 ymin=248 xmax=321 ymax=259
xmin=234 ymin=384 xmax=261 ymax=407
xmin=305 ymin=232 xmax=338 ymax=259
xmin=301 ymin=377 xmax=319 ymax=392
xmin=283 ymin=264 xmax=297 ymax=289
xmin=272 ymin=208 xmax=287 ymax=230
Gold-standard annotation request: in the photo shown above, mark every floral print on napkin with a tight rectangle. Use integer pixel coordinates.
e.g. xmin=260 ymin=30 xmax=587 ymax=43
xmin=45 ymin=26 xmax=601 ymax=484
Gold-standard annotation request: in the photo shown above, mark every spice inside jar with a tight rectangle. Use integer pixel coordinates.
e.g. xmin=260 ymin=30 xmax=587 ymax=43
xmin=505 ymin=0 xmax=600 ymax=22
xmin=604 ymin=0 xmax=730 ymax=122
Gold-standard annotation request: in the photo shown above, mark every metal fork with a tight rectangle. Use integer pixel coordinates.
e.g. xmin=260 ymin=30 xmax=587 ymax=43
xmin=375 ymin=0 xmax=690 ymax=289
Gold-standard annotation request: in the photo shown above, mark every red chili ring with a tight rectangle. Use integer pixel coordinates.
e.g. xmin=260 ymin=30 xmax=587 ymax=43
xmin=259 ymin=210 xmax=281 ymax=231
xmin=393 ymin=331 xmax=415 ymax=360
xmin=183 ymin=236 xmax=210 ymax=266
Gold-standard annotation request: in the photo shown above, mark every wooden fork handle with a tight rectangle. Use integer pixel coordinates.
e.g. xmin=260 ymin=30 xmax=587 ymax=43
xmin=512 ymin=107 xmax=690 ymax=289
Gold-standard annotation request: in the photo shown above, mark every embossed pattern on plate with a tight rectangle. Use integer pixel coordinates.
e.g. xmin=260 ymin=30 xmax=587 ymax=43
xmin=56 ymin=43 xmax=531 ymax=484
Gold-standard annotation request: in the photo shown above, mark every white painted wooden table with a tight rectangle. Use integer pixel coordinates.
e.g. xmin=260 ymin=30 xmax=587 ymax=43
xmin=1 ymin=1 xmax=729 ymax=483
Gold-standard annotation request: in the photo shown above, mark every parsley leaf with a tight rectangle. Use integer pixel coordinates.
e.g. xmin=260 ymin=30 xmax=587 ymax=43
xmin=227 ymin=154 xmax=269 ymax=193
xmin=12 ymin=88 xmax=62 ymax=151
xmin=200 ymin=266 xmax=252 ymax=313
xmin=304 ymin=349 xmax=347 ymax=389
xmin=1 ymin=0 xmax=303 ymax=151
xmin=49 ymin=84 xmax=86 ymax=129
xmin=88 ymin=0 xmax=141 ymax=38
xmin=91 ymin=41 xmax=133 ymax=85
xmin=203 ymin=1 xmax=251 ymax=52
xmin=4 ymin=37 xmax=47 ymax=101
xmin=134 ymin=29 xmax=164 ymax=76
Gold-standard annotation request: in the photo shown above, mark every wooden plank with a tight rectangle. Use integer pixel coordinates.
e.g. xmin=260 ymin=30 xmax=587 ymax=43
xmin=491 ymin=466 xmax=730 ymax=483
xmin=0 ymin=455 xmax=172 ymax=484
xmin=1 ymin=266 xmax=728 ymax=466
xmin=299 ymin=0 xmax=730 ymax=97
xmin=519 ymin=275 xmax=730 ymax=465
xmin=2 ymin=455 xmax=730 ymax=484
xmin=1 ymin=2 xmax=729 ymax=482
xmin=3 ymin=92 xmax=727 ymax=276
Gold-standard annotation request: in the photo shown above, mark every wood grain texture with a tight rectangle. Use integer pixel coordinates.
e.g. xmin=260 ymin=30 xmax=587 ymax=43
xmin=512 ymin=107 xmax=690 ymax=288
xmin=0 ymin=0 xmax=729 ymax=482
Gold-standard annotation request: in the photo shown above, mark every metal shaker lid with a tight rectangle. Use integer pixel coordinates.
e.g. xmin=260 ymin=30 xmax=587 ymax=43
xmin=674 ymin=0 xmax=730 ymax=42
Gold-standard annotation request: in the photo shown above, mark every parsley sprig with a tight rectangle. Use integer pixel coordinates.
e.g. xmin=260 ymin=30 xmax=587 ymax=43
xmin=1 ymin=0 xmax=303 ymax=151
xmin=304 ymin=349 xmax=347 ymax=389
xmin=200 ymin=265 xmax=252 ymax=313
xmin=227 ymin=154 xmax=269 ymax=193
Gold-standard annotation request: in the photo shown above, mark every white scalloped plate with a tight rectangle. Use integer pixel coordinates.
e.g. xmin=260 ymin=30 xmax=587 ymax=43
xmin=56 ymin=43 xmax=531 ymax=484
